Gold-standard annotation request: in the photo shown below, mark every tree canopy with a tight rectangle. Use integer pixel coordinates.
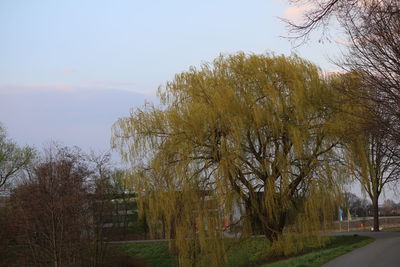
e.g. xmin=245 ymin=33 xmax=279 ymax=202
xmin=113 ymin=53 xmax=346 ymax=265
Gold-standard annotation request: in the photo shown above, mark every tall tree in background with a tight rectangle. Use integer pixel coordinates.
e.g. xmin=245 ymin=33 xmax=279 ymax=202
xmin=113 ymin=53 xmax=344 ymax=265
xmin=330 ymin=72 xmax=400 ymax=231
xmin=346 ymin=128 xmax=400 ymax=231
xmin=0 ymin=124 xmax=34 ymax=191
xmin=286 ymin=0 xmax=400 ymax=230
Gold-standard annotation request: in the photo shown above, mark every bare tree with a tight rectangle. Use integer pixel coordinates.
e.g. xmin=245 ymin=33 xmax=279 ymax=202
xmin=10 ymin=145 xmax=110 ymax=267
xmin=86 ymin=151 xmax=113 ymax=267
xmin=286 ymin=0 xmax=400 ymax=231
xmin=286 ymin=0 xmax=400 ymax=141
xmin=346 ymin=128 xmax=400 ymax=230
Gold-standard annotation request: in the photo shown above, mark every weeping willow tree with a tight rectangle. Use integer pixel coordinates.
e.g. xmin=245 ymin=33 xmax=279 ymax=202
xmin=112 ymin=53 xmax=344 ymax=266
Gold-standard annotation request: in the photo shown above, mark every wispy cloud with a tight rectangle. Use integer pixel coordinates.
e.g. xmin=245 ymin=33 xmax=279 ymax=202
xmin=0 ymin=83 xmax=75 ymax=93
xmin=0 ymin=83 xmax=155 ymax=152
xmin=0 ymin=82 xmax=157 ymax=97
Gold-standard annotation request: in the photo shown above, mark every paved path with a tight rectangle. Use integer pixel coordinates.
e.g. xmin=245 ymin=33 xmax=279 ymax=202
xmin=323 ymin=232 xmax=400 ymax=267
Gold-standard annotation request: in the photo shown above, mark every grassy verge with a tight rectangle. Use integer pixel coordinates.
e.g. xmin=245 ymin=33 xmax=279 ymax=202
xmin=115 ymin=238 xmax=270 ymax=267
xmin=265 ymin=235 xmax=374 ymax=267
xmin=114 ymin=235 xmax=374 ymax=267
xmin=223 ymin=237 xmax=270 ymax=266
xmin=115 ymin=242 xmax=177 ymax=267
xmin=383 ymin=227 xmax=400 ymax=232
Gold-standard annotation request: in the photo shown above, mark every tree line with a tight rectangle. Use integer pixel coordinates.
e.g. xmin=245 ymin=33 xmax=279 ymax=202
xmin=0 ymin=132 xmax=147 ymax=267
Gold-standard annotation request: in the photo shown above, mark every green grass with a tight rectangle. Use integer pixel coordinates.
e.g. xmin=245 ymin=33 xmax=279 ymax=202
xmin=382 ymin=227 xmax=400 ymax=232
xmin=223 ymin=237 xmax=270 ymax=266
xmin=265 ymin=235 xmax=374 ymax=267
xmin=116 ymin=238 xmax=269 ymax=267
xmin=115 ymin=235 xmax=373 ymax=267
xmin=116 ymin=241 xmax=177 ymax=267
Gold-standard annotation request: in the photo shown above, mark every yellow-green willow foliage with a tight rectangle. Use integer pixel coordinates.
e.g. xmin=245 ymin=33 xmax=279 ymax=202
xmin=113 ymin=53 xmax=343 ymax=266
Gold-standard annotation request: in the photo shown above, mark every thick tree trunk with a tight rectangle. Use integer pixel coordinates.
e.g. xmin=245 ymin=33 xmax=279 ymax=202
xmin=262 ymin=212 xmax=286 ymax=243
xmin=247 ymin=195 xmax=287 ymax=243
xmin=372 ymin=196 xmax=379 ymax=231
xmin=264 ymin=226 xmax=280 ymax=243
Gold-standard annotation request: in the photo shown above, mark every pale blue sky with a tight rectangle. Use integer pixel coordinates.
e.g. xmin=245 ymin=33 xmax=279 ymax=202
xmin=2 ymin=0 xmax=397 ymax=202
xmin=0 ymin=0 xmax=341 ymax=152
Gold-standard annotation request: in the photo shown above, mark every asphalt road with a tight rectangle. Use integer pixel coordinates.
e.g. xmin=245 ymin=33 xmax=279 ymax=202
xmin=323 ymin=232 xmax=400 ymax=267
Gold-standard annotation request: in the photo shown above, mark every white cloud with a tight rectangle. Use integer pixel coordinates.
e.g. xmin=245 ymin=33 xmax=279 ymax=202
xmin=284 ymin=4 xmax=314 ymax=22
xmin=335 ymin=37 xmax=351 ymax=45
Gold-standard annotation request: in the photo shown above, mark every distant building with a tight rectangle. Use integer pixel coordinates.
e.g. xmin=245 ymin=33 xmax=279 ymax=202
xmin=391 ymin=209 xmax=400 ymax=215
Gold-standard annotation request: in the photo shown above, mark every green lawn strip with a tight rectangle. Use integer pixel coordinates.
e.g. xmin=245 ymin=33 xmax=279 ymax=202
xmin=116 ymin=238 xmax=269 ymax=267
xmin=223 ymin=237 xmax=270 ymax=267
xmin=116 ymin=241 xmax=177 ymax=267
xmin=114 ymin=235 xmax=373 ymax=267
xmin=383 ymin=227 xmax=400 ymax=232
xmin=265 ymin=235 xmax=374 ymax=267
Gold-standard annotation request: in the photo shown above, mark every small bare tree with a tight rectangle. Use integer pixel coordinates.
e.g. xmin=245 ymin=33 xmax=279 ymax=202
xmin=11 ymin=145 xmax=110 ymax=267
